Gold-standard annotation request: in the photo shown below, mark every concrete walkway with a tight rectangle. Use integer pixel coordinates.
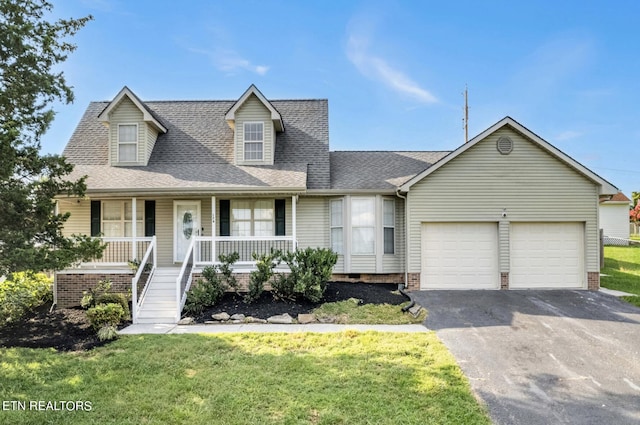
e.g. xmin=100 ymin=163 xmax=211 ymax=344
xmin=119 ymin=323 xmax=429 ymax=335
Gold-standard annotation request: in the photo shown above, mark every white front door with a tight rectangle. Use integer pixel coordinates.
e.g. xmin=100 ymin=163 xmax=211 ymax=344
xmin=174 ymin=201 xmax=201 ymax=262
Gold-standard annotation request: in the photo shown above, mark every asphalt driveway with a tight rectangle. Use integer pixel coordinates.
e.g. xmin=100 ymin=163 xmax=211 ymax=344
xmin=411 ymin=290 xmax=640 ymax=425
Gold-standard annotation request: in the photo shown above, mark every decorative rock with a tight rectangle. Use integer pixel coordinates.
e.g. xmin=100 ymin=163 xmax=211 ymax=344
xmin=297 ymin=314 xmax=316 ymax=324
xmin=408 ymin=304 xmax=423 ymax=318
xmin=204 ymin=321 xmax=217 ymax=324
xmin=177 ymin=317 xmax=195 ymax=325
xmin=267 ymin=313 xmax=294 ymax=324
xmin=230 ymin=313 xmax=245 ymax=321
xmin=246 ymin=317 xmax=267 ymax=324
xmin=231 ymin=319 xmax=243 ymax=324
xmin=317 ymin=316 xmax=336 ymax=324
xmin=211 ymin=312 xmax=230 ymax=321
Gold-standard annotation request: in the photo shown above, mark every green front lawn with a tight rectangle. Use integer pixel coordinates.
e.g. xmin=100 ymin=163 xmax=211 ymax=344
xmin=601 ymin=246 xmax=640 ymax=307
xmin=313 ymin=300 xmax=426 ymax=324
xmin=0 ymin=333 xmax=490 ymax=425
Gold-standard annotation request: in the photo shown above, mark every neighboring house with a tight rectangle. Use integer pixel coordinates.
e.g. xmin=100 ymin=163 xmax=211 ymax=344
xmin=55 ymin=85 xmax=619 ymax=323
xmin=599 ymin=192 xmax=632 ymax=244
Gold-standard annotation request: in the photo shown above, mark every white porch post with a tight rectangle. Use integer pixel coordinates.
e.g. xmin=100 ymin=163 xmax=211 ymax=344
xmin=131 ymin=197 xmax=137 ymax=261
xmin=292 ymin=195 xmax=297 ymax=251
xmin=211 ymin=196 xmax=216 ymax=262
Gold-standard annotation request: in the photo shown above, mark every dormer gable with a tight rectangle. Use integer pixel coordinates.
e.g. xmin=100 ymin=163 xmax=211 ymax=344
xmin=98 ymin=86 xmax=167 ymax=166
xmin=225 ymin=85 xmax=284 ymax=166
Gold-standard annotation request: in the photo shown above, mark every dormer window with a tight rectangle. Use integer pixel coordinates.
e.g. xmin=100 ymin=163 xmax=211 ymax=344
xmin=118 ymin=124 xmax=138 ymax=162
xmin=244 ymin=122 xmax=264 ymax=161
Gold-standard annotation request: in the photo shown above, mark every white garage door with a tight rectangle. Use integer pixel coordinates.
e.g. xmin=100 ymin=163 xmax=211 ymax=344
xmin=421 ymin=223 xmax=499 ymax=289
xmin=510 ymin=222 xmax=584 ymax=288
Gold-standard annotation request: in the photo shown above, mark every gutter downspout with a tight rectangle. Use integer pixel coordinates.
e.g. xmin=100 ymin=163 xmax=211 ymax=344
xmin=395 ymin=188 xmax=408 ymax=291
xmin=395 ymin=188 xmax=416 ymax=311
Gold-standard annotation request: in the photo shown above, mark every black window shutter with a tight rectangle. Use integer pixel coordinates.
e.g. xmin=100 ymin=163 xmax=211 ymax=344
xmin=220 ymin=200 xmax=230 ymax=236
xmin=275 ymin=199 xmax=286 ymax=236
xmin=145 ymin=200 xmax=156 ymax=236
xmin=90 ymin=200 xmax=101 ymax=236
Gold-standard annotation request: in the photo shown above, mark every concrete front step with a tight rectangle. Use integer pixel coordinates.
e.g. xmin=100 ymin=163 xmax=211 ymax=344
xmin=135 ymin=267 xmax=182 ymax=324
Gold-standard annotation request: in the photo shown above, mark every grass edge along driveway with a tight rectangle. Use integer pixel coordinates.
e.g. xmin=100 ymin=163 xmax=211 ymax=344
xmin=0 ymin=331 xmax=490 ymax=425
xmin=601 ymin=245 xmax=640 ymax=307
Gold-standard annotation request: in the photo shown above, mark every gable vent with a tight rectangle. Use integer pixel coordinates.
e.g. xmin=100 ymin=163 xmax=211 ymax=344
xmin=496 ymin=136 xmax=513 ymax=155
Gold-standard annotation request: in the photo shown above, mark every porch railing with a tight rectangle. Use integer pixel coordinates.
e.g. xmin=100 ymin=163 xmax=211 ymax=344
xmin=194 ymin=236 xmax=296 ymax=265
xmin=87 ymin=237 xmax=154 ymax=266
xmin=131 ymin=236 xmax=157 ymax=324
xmin=176 ymin=238 xmax=196 ymax=322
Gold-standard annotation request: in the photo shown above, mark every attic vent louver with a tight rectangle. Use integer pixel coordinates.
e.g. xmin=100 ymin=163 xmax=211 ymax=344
xmin=497 ymin=136 xmax=513 ymax=155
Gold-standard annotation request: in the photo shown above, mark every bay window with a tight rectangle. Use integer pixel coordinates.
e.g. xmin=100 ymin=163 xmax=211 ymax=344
xmin=383 ymin=199 xmax=395 ymax=254
xmin=330 ymin=199 xmax=343 ymax=254
xmin=351 ymin=198 xmax=375 ymax=255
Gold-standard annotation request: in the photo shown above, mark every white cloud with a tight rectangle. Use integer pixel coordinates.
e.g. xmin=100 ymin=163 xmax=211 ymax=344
xmin=190 ymin=47 xmax=269 ymax=76
xmin=555 ymin=130 xmax=582 ymax=141
xmin=346 ymin=30 xmax=437 ymax=104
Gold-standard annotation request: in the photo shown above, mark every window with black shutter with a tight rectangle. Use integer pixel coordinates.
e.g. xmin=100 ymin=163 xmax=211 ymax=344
xmin=275 ymin=199 xmax=286 ymax=236
xmin=145 ymin=200 xmax=156 ymax=236
xmin=90 ymin=200 xmax=101 ymax=236
xmin=219 ymin=200 xmax=230 ymax=236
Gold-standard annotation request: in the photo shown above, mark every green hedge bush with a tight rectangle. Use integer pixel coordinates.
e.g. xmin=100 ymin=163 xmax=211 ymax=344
xmin=0 ymin=272 xmax=53 ymax=323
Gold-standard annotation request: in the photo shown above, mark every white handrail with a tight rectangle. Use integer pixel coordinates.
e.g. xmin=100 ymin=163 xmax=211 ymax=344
xmin=131 ymin=236 xmax=156 ymax=324
xmin=175 ymin=237 xmax=196 ymax=322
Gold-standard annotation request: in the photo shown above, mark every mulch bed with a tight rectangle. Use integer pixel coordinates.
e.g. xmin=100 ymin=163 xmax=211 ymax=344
xmin=0 ymin=282 xmax=407 ymax=351
xmin=0 ymin=303 xmax=111 ymax=352
xmin=195 ymin=282 xmax=407 ymax=322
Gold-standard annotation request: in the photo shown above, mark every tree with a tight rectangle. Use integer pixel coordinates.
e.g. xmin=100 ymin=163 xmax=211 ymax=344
xmin=630 ymin=201 xmax=640 ymax=224
xmin=0 ymin=0 xmax=103 ymax=275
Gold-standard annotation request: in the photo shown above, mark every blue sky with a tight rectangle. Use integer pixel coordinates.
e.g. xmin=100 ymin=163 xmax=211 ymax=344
xmin=43 ymin=0 xmax=639 ymax=196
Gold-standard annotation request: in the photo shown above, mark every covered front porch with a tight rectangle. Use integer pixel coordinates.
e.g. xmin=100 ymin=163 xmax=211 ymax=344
xmin=57 ymin=194 xmax=300 ymax=323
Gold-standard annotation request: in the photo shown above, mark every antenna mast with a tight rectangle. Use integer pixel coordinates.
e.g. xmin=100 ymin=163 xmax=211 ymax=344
xmin=463 ymin=84 xmax=469 ymax=143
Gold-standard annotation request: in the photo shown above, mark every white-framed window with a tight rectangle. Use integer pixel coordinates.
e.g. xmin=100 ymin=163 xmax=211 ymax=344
xmin=383 ymin=199 xmax=395 ymax=254
xmin=118 ymin=124 xmax=138 ymax=162
xmin=102 ymin=200 xmax=143 ymax=237
xmin=351 ymin=197 xmax=375 ymax=255
xmin=243 ymin=122 xmax=264 ymax=161
xmin=231 ymin=199 xmax=273 ymax=236
xmin=330 ymin=199 xmax=343 ymax=254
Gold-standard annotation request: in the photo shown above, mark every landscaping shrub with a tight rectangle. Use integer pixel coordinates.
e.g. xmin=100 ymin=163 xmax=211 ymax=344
xmin=245 ymin=250 xmax=281 ymax=304
xmin=86 ymin=302 xmax=125 ymax=328
xmin=183 ymin=278 xmax=221 ymax=315
xmin=183 ymin=253 xmax=240 ymax=314
xmin=96 ymin=292 xmax=130 ymax=319
xmin=86 ymin=303 xmax=125 ymax=341
xmin=0 ymin=272 xmax=52 ymax=323
xmin=278 ymin=248 xmax=338 ymax=303
xmin=81 ymin=279 xmax=112 ymax=309
xmin=217 ymin=252 xmax=240 ymax=292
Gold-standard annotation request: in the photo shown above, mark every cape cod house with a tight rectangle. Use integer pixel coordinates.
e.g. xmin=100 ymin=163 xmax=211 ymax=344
xmin=55 ymin=85 xmax=618 ymax=323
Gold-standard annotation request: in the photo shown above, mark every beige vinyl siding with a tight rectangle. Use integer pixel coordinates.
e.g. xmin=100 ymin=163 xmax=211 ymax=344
xmin=234 ymin=94 xmax=274 ymax=165
xmin=296 ymin=197 xmax=329 ymax=248
xmin=145 ymin=126 xmax=159 ymax=165
xmin=59 ymin=199 xmax=91 ymax=237
xmin=350 ymin=255 xmax=376 ymax=273
xmin=109 ymin=97 xmax=147 ymax=166
xmin=296 ymin=196 xmax=344 ymax=271
xmin=155 ymin=198 xmax=173 ymax=266
xmin=407 ymin=127 xmax=600 ymax=274
xmin=382 ymin=198 xmax=405 ymax=273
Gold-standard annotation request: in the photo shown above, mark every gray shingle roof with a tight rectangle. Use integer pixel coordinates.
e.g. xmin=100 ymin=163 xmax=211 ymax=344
xmin=330 ymin=151 xmax=451 ymax=191
xmin=63 ymin=98 xmax=329 ymax=192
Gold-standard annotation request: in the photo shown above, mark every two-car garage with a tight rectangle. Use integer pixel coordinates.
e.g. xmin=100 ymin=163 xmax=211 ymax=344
xmin=420 ymin=222 xmax=585 ymax=290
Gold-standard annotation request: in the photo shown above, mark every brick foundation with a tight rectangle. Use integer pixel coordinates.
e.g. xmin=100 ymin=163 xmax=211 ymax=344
xmin=331 ymin=273 xmax=404 ymax=285
xmin=501 ymin=272 xmax=509 ymax=290
xmin=406 ymin=273 xmax=420 ymax=291
xmin=56 ymin=273 xmax=133 ymax=308
xmin=587 ymin=272 xmax=599 ymax=291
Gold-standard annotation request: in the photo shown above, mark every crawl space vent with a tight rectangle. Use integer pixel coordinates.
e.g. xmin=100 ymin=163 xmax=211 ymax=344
xmin=496 ymin=136 xmax=513 ymax=155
